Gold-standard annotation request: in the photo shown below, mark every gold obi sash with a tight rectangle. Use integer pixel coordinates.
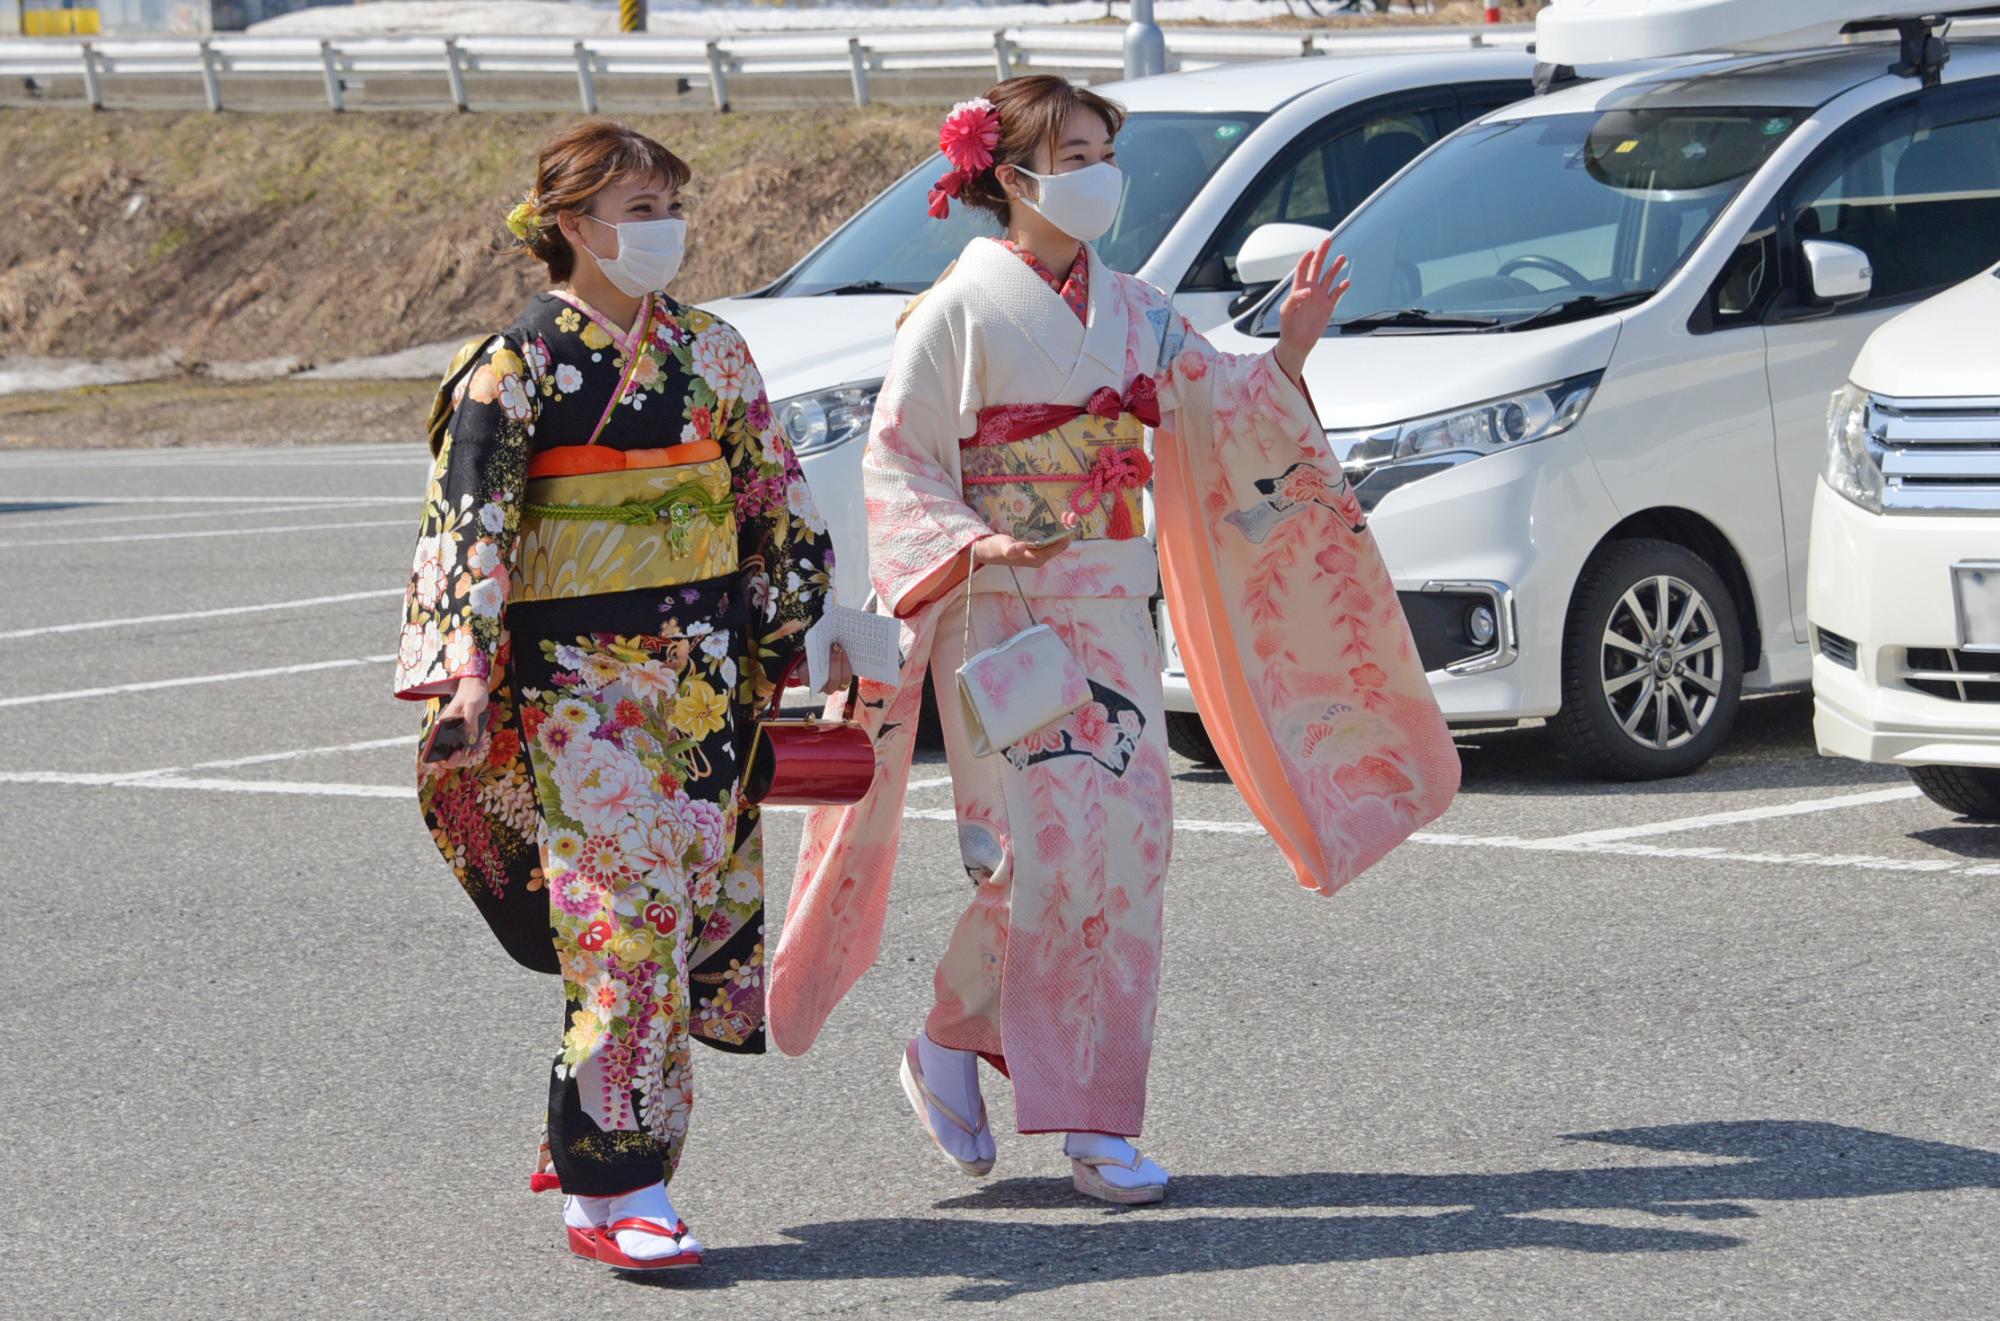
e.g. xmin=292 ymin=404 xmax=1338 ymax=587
xmin=959 ymin=411 xmax=1151 ymax=543
xmin=514 ymin=458 xmax=738 ymax=604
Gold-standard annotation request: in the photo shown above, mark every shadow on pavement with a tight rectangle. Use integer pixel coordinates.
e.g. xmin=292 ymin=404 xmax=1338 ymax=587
xmin=1906 ymin=824 xmax=2000 ymax=858
xmin=637 ymin=1121 xmax=2000 ymax=1300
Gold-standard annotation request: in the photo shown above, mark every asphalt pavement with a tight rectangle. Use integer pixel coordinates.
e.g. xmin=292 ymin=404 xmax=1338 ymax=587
xmin=3 ymin=440 xmax=1998 ymax=1319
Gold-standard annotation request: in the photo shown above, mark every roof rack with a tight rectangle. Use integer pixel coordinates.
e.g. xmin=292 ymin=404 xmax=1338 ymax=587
xmin=1843 ymin=7 xmax=2000 ymax=86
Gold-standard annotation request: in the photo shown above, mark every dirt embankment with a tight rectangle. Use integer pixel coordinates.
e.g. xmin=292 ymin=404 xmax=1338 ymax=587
xmin=0 ymin=106 xmax=939 ymax=368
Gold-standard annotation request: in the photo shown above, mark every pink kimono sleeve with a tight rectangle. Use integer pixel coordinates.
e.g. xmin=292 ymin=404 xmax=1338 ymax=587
xmin=1152 ymin=316 xmax=1461 ymax=896
xmin=861 ymin=338 xmax=993 ymax=615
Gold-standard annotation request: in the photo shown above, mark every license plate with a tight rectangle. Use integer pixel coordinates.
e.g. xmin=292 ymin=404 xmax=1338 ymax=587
xmin=1954 ymin=563 xmax=2000 ymax=651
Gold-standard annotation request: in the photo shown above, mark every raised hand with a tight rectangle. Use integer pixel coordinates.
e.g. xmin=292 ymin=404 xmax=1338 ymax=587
xmin=1273 ymin=239 xmax=1350 ymax=384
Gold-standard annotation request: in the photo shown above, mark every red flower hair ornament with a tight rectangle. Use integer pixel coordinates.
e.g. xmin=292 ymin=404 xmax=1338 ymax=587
xmin=929 ymin=97 xmax=1001 ymax=220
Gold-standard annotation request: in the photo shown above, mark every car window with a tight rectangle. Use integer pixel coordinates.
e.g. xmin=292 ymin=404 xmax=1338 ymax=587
xmin=772 ymin=112 xmax=1261 ymax=296
xmin=1788 ymin=79 xmax=2000 ymax=306
xmin=1456 ymin=80 xmax=1534 ymax=122
xmin=1187 ymin=104 xmax=1446 ymax=291
xmin=1251 ymin=105 xmax=1806 ymax=335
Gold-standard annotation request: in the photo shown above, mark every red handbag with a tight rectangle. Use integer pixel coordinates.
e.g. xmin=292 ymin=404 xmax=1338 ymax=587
xmin=741 ymin=653 xmax=877 ymax=807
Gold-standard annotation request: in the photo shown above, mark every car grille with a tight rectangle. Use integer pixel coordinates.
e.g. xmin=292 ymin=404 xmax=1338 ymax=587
xmin=1876 ymin=394 xmax=2000 ymax=514
xmin=1816 ymin=627 xmax=1858 ymax=670
xmin=1904 ymin=647 xmax=2000 ymax=702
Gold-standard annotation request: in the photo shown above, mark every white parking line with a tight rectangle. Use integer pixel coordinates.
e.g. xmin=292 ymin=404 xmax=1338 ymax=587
xmin=0 ymin=495 xmax=404 ymax=505
xmin=0 ymin=654 xmax=394 ymax=709
xmin=0 ymin=589 xmax=404 ymax=641
xmin=0 ymin=499 xmax=408 ymax=530
xmin=0 ymin=517 xmax=410 ymax=549
xmin=1533 ymin=785 xmax=1925 ymax=846
xmin=2 ymin=769 xmax=1991 ymax=877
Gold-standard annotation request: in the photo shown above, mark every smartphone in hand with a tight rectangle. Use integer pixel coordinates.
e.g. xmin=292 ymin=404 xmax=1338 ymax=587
xmin=422 ymin=712 xmax=486 ymax=763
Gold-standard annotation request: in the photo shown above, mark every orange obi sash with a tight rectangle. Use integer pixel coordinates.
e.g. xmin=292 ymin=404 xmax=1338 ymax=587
xmin=527 ymin=439 xmax=722 ymax=479
xmin=960 ymin=377 xmax=1159 ymax=543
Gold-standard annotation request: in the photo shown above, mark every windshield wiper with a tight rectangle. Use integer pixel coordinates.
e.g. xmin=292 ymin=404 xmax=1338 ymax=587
xmin=1337 ymin=307 xmax=1501 ymax=334
xmin=1500 ymin=291 xmax=1653 ymax=331
xmin=810 ymin=279 xmax=925 ymax=297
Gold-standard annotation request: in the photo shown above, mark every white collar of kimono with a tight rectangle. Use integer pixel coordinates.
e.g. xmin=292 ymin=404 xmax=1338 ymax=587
xmin=551 ymin=289 xmax=654 ymax=354
xmin=957 ymin=237 xmax=1126 ymax=384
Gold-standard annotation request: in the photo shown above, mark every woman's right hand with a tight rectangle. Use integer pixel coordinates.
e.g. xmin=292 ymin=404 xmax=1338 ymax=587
xmin=971 ymin=532 xmax=1072 ymax=569
xmin=439 ymin=673 xmax=490 ymax=732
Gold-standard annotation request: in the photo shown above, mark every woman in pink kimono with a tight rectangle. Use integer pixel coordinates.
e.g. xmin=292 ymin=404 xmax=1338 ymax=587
xmin=768 ymin=76 xmax=1460 ymax=1204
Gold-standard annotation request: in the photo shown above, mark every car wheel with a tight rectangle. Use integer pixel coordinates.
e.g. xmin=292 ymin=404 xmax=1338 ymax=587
xmin=1908 ymin=765 xmax=2000 ymax=820
xmin=1552 ymin=538 xmax=1743 ymax=781
xmin=1166 ymin=711 xmax=1221 ymax=766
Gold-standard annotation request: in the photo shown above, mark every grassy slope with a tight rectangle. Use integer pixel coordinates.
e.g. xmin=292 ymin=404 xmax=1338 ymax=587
xmin=0 ymin=106 xmax=939 ymax=365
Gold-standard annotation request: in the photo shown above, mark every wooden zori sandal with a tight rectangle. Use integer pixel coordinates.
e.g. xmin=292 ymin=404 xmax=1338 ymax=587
xmin=899 ymin=1038 xmax=997 ymax=1177
xmin=1071 ymin=1147 xmax=1168 ymax=1206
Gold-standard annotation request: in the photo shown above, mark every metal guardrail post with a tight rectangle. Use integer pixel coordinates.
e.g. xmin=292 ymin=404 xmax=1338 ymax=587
xmin=78 ymin=40 xmax=103 ymax=109
xmin=443 ymin=37 xmax=467 ymax=111
xmin=197 ymin=38 xmax=221 ymax=112
xmin=319 ymin=39 xmax=343 ymax=111
xmin=993 ymin=29 xmax=1012 ymax=80
xmin=704 ymin=41 xmax=729 ymax=113
xmin=573 ymin=41 xmax=597 ymax=113
xmin=847 ymin=36 xmax=869 ymax=107
xmin=1123 ymin=0 xmax=1165 ymax=79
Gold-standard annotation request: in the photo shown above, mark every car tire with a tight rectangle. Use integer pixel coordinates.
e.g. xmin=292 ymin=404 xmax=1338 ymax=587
xmin=1908 ymin=765 xmax=2000 ymax=820
xmin=1166 ymin=710 xmax=1221 ymax=766
xmin=1552 ymin=538 xmax=1744 ymax=782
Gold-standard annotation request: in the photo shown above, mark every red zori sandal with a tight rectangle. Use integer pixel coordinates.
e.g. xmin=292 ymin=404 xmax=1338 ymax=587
xmin=594 ymin=1218 xmax=703 ymax=1272
xmin=530 ymin=1138 xmax=562 ymax=1195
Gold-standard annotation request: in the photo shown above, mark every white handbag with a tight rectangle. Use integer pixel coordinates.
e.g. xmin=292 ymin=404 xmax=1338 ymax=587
xmin=954 ymin=549 xmax=1092 ymax=758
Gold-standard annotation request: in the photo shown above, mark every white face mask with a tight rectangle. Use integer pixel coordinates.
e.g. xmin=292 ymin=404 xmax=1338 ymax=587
xmin=580 ymin=214 xmax=687 ymax=297
xmin=1014 ymin=162 xmax=1123 ymax=244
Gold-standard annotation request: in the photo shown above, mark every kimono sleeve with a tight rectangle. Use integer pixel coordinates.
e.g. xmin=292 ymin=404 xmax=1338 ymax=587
xmin=721 ymin=327 xmax=834 ymax=701
xmin=392 ymin=334 xmax=537 ymax=701
xmin=1148 ymin=288 xmax=1458 ymax=900
xmin=861 ymin=308 xmax=992 ymax=617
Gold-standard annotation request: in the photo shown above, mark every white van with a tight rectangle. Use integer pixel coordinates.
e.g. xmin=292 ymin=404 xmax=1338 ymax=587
xmin=702 ymin=47 xmax=1539 ymax=609
xmin=1810 ymin=261 xmax=2000 ymax=819
xmin=1201 ymin=2 xmax=2000 ymax=778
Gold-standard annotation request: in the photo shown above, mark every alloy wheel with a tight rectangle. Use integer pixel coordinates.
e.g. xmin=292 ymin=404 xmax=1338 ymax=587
xmin=1599 ymin=574 xmax=1725 ymax=752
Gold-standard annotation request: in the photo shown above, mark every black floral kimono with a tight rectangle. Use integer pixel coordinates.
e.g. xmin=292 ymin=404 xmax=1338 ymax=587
xmin=394 ymin=289 xmax=832 ymax=1194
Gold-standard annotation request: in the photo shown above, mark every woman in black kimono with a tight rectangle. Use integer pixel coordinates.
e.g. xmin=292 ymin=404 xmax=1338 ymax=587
xmin=393 ymin=120 xmax=836 ymax=1272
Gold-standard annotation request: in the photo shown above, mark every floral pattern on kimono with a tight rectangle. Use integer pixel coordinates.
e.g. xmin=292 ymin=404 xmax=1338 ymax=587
xmin=769 ymin=238 xmax=1458 ymax=1135
xmin=396 ymin=290 xmax=831 ymax=1192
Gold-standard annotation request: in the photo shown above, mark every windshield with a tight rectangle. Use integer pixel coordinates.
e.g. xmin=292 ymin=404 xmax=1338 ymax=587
xmin=773 ymin=112 xmax=1263 ymax=296
xmin=1256 ymin=105 xmax=1806 ymax=334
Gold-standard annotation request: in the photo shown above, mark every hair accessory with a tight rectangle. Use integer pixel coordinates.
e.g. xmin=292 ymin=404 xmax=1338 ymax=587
xmin=505 ymin=198 xmax=546 ymax=242
xmin=929 ymin=97 xmax=1001 ymax=220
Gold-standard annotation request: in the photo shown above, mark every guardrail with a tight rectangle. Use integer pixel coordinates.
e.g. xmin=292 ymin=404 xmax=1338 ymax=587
xmin=0 ymin=23 xmax=1532 ymax=112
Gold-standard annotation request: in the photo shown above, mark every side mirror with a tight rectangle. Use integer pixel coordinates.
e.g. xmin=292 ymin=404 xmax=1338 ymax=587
xmin=1803 ymin=239 xmax=1872 ymax=305
xmin=1233 ymin=223 xmax=1331 ymax=287
xmin=1227 ymin=280 xmax=1276 ymax=318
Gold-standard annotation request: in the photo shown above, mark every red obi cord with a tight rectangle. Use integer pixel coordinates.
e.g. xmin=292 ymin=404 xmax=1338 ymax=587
xmin=961 ymin=376 xmax=1159 ymax=540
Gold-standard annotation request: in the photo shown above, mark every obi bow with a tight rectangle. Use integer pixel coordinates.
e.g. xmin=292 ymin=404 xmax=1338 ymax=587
xmin=1070 ymin=445 xmax=1153 ymax=541
xmin=1085 ymin=374 xmax=1162 ymax=429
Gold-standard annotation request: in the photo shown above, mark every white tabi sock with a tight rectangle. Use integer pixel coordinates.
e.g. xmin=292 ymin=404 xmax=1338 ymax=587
xmin=1063 ymin=1132 xmax=1168 ymax=1190
xmin=917 ymin=1031 xmax=998 ymax=1167
xmin=564 ymin=1182 xmax=692 ymax=1260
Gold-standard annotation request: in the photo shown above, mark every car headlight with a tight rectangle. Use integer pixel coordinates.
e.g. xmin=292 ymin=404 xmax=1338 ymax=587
xmin=774 ymin=381 xmax=880 ymax=457
xmin=1327 ymin=373 xmax=1602 ymax=478
xmin=1823 ymin=382 xmax=1885 ymax=515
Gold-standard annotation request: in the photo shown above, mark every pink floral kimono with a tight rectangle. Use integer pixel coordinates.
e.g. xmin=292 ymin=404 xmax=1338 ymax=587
xmin=768 ymin=236 xmax=1459 ymax=1136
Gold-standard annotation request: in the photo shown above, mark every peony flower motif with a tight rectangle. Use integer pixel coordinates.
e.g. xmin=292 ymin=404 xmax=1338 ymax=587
xmin=938 ymin=97 xmax=1000 ymax=173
